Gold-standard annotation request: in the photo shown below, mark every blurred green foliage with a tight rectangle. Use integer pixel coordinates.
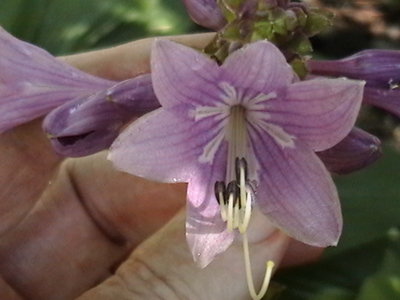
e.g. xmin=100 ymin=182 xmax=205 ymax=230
xmin=0 ymin=1 xmax=399 ymax=299
xmin=0 ymin=0 xmax=197 ymax=55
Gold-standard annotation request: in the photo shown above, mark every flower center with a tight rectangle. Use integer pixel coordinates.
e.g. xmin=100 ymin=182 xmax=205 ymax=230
xmin=214 ymin=158 xmax=252 ymax=233
xmin=214 ymin=105 xmax=274 ymax=300
xmin=226 ymin=105 xmax=248 ymax=182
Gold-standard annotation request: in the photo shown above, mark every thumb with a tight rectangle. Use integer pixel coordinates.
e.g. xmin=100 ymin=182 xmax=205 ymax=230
xmin=77 ymin=209 xmax=291 ymax=300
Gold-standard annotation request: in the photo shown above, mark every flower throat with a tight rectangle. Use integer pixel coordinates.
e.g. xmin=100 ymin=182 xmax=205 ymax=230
xmin=214 ymin=106 xmax=274 ymax=300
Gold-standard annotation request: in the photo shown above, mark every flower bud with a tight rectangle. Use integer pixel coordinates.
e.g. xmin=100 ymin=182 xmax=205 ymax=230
xmin=182 ymin=0 xmax=226 ymax=30
xmin=43 ymin=75 xmax=160 ymax=157
xmin=308 ymin=50 xmax=400 ymax=117
xmin=317 ymin=128 xmax=382 ymax=174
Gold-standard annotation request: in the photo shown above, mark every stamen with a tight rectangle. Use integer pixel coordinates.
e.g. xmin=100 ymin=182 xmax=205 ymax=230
xmin=227 ymin=192 xmax=234 ymax=231
xmin=233 ymin=202 xmax=240 ymax=229
xmin=226 ymin=181 xmax=238 ymax=231
xmin=214 ymin=181 xmax=226 ymax=205
xmin=211 ymin=84 xmax=277 ymax=299
xmin=214 ymin=181 xmax=227 ymax=221
xmin=243 ymin=233 xmax=275 ymax=300
xmin=238 ymin=186 xmax=252 ymax=234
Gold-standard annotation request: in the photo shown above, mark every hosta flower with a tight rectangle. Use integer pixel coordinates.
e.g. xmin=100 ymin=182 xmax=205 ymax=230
xmin=109 ymin=39 xmax=364 ymax=268
xmin=43 ymin=75 xmax=160 ymax=157
xmin=308 ymin=50 xmax=400 ymax=118
xmin=0 ymin=27 xmax=114 ymax=133
xmin=317 ymin=127 xmax=382 ymax=175
xmin=182 ymin=0 xmax=226 ymax=30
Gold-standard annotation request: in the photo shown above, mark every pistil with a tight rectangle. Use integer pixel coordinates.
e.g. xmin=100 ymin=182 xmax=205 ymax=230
xmin=226 ymin=105 xmax=248 ymax=182
xmin=214 ymin=157 xmax=274 ymax=300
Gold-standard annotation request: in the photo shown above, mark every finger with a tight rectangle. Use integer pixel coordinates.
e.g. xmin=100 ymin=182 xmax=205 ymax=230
xmin=77 ymin=209 xmax=291 ymax=300
xmin=0 ymin=152 xmax=186 ymax=300
xmin=0 ymin=119 xmax=61 ymax=236
xmin=0 ymin=33 xmax=213 ymax=234
xmin=0 ymin=276 xmax=23 ymax=300
xmin=60 ymin=33 xmax=215 ymax=81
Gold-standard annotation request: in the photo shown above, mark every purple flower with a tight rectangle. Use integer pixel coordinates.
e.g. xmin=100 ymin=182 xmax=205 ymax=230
xmin=0 ymin=27 xmax=114 ymax=133
xmin=182 ymin=0 xmax=226 ymax=30
xmin=43 ymin=75 xmax=160 ymax=157
xmin=308 ymin=50 xmax=400 ymax=118
xmin=109 ymin=39 xmax=364 ymax=267
xmin=317 ymin=127 xmax=382 ymax=175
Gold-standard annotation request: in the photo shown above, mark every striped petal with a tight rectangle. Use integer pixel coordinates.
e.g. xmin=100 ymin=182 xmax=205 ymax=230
xmin=109 ymin=104 xmax=226 ymax=183
xmin=186 ymin=142 xmax=234 ymax=268
xmin=249 ymin=128 xmax=342 ymax=247
xmin=0 ymin=27 xmax=113 ymax=133
xmin=221 ymin=41 xmax=295 ymax=93
xmin=151 ymin=39 xmax=221 ymax=108
xmin=268 ymin=78 xmax=365 ymax=151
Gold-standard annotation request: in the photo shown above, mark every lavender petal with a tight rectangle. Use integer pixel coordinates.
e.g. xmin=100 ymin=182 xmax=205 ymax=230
xmin=222 ymin=41 xmax=295 ymax=93
xmin=250 ymin=131 xmax=342 ymax=247
xmin=186 ymin=141 xmax=234 ymax=268
xmin=268 ymin=78 xmax=364 ymax=151
xmin=0 ymin=27 xmax=113 ymax=133
xmin=151 ymin=39 xmax=222 ymax=108
xmin=109 ymin=104 xmax=225 ymax=183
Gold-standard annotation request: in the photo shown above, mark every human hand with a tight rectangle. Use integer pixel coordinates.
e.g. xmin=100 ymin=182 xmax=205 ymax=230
xmin=0 ymin=34 xmax=323 ymax=300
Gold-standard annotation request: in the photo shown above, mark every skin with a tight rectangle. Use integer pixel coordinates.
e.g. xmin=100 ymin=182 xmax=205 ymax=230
xmin=0 ymin=33 xmax=323 ymax=300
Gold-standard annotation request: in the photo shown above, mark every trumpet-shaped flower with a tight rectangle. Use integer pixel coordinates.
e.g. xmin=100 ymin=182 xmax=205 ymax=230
xmin=109 ymin=39 xmax=364 ymax=267
xmin=308 ymin=50 xmax=400 ymax=118
xmin=0 ymin=27 xmax=114 ymax=133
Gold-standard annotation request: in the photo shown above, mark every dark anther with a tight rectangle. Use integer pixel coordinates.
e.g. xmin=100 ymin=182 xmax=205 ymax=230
xmin=235 ymin=157 xmax=248 ymax=182
xmin=56 ymin=131 xmax=95 ymax=146
xmin=214 ymin=181 xmax=226 ymax=205
xmin=227 ymin=180 xmax=240 ymax=208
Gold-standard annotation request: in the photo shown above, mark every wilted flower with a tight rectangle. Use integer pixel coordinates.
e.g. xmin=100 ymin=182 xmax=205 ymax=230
xmin=0 ymin=27 xmax=114 ymax=133
xmin=308 ymin=50 xmax=400 ymax=118
xmin=109 ymin=39 xmax=364 ymax=270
